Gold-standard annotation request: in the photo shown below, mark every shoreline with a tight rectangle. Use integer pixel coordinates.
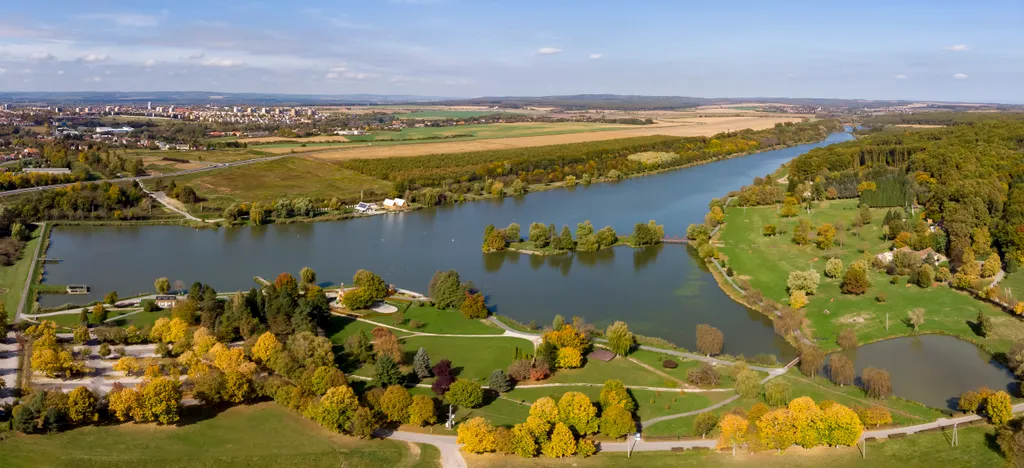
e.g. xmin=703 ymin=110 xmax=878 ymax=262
xmin=33 ymin=131 xmax=843 ymax=230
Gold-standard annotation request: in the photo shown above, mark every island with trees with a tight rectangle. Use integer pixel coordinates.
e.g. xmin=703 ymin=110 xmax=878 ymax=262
xmin=482 ymin=219 xmax=664 ymax=255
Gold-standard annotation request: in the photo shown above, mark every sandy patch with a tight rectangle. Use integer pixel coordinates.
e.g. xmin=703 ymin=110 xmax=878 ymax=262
xmin=836 ymin=313 xmax=873 ymax=324
xmin=309 ymin=115 xmax=806 ymax=161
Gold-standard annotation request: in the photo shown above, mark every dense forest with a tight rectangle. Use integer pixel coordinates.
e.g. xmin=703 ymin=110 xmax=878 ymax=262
xmin=781 ymin=117 xmax=1024 ymax=269
xmin=343 ymin=120 xmax=842 ymax=195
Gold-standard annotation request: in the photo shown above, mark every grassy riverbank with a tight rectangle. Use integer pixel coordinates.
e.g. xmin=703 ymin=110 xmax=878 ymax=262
xmin=716 ymin=199 xmax=1024 ymax=354
xmin=0 ymin=403 xmax=432 ymax=468
xmin=0 ymin=224 xmax=44 ymax=315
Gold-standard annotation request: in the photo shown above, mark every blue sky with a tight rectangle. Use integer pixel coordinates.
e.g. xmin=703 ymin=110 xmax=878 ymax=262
xmin=0 ymin=0 xmax=1021 ymax=102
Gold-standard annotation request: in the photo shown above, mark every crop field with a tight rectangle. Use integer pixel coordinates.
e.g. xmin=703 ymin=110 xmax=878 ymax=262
xmin=343 ymin=122 xmax=627 ymax=144
xmin=126 ymin=149 xmax=272 ymax=164
xmin=311 ymin=115 xmax=804 ymax=161
xmin=243 ymin=135 xmax=351 ymax=144
xmin=166 ymin=156 xmax=391 ymax=211
xmin=395 ymin=110 xmax=521 ymax=119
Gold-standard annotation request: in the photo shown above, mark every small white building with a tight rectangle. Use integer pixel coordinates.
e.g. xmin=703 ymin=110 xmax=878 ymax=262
xmin=355 ymin=202 xmax=372 ymax=213
xmin=382 ymin=198 xmax=406 ymax=210
xmin=154 ymin=295 xmax=178 ymax=309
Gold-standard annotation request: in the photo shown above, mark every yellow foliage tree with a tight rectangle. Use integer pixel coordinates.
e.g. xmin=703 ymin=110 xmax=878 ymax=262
xmin=509 ymin=423 xmax=539 ymax=457
xmin=457 ymin=417 xmax=498 ymax=454
xmin=555 ymin=347 xmax=583 ymax=369
xmin=542 ymin=325 xmax=589 ymax=350
xmin=210 ymin=343 xmax=246 ymax=372
xmin=108 ymin=387 xmax=142 ymax=422
xmin=408 ymin=394 xmax=437 ymax=426
xmin=141 ymin=377 xmax=183 ymax=425
xmin=788 ymin=396 xmax=823 ymax=448
xmin=311 ymin=385 xmax=360 ymax=432
xmin=557 ymin=391 xmax=598 ymax=435
xmin=530 ymin=397 xmax=560 ymax=424
xmin=222 ymin=371 xmax=253 ymax=403
xmin=858 ymin=406 xmax=893 ymax=427
xmin=191 ymin=327 xmax=218 ymax=355
xmin=717 ymin=414 xmax=749 ymax=455
xmin=149 ymin=317 xmax=170 ymax=342
xmin=789 ymin=290 xmax=808 ymax=309
xmin=541 ymin=422 xmax=576 ymax=458
xmin=67 ymin=386 xmax=99 ymax=424
xmin=165 ymin=318 xmax=189 ymax=343
xmin=819 ymin=404 xmax=863 ymax=446
xmin=757 ymin=408 xmax=797 ymax=451
xmin=251 ymin=331 xmax=283 ymax=364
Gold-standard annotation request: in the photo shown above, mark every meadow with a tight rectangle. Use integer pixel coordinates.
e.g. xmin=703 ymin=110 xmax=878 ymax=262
xmin=716 ymin=199 xmax=1024 ymax=353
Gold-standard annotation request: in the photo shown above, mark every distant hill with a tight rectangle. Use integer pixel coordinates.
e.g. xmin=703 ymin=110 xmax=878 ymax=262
xmin=0 ymin=91 xmax=451 ymax=106
xmin=426 ymin=94 xmax=926 ymax=111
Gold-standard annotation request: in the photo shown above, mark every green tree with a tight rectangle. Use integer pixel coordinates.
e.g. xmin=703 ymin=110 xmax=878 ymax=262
xmin=300 ymin=266 xmax=317 ymax=286
xmin=489 ymin=369 xmax=513 ymax=393
xmin=528 ymin=222 xmax=549 ymax=247
xmin=596 ymin=226 xmax=618 ymax=247
xmin=764 ymin=380 xmax=792 ymax=406
xmin=429 ymin=270 xmax=464 ymax=309
xmin=693 ymin=411 xmax=719 ymax=438
xmin=67 ymin=386 xmax=99 ymax=424
xmin=576 ymin=220 xmax=594 ymax=239
xmin=559 ymin=225 xmax=574 ymax=250
xmin=447 ymin=380 xmax=484 ymax=408
xmin=792 ymin=219 xmax=811 ymax=245
xmin=374 ymin=355 xmax=404 ymax=387
xmin=104 ymin=291 xmax=118 ymax=305
xmin=92 ymin=303 xmax=108 ymax=324
xmin=978 ymin=310 xmax=993 ymax=337
xmin=858 ymin=204 xmax=872 ymax=225
xmin=505 ymin=222 xmax=521 ymax=242
xmin=413 ymin=346 xmax=432 ymax=379
xmin=605 ymin=321 xmax=635 ymax=356
xmin=154 ymin=277 xmax=170 ymax=294
xmin=353 ymin=269 xmax=387 ymax=301
xmin=736 ymin=370 xmax=762 ymax=399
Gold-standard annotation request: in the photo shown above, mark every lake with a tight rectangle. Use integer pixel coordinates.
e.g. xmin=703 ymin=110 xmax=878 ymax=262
xmin=40 ymin=132 xmax=856 ymax=359
xmin=833 ymin=334 xmax=1016 ymax=410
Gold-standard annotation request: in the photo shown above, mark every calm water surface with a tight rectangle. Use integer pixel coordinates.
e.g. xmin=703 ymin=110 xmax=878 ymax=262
xmin=833 ymin=335 xmax=1016 ymax=410
xmin=41 ymin=133 xmax=857 ymax=358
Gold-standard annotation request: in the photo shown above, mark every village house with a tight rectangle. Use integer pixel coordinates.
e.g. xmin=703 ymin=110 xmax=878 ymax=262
xmin=155 ymin=295 xmax=179 ymax=309
xmin=382 ymin=198 xmax=406 ymax=210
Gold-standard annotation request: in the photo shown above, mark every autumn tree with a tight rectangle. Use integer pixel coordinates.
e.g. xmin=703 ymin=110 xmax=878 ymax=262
xmin=67 ymin=386 xmax=99 ymax=424
xmin=600 ymin=380 xmax=635 ymax=411
xmin=407 ymin=393 xmax=436 ymax=426
xmin=840 ymin=265 xmax=869 ymax=295
xmin=604 ymin=321 xmax=635 ymax=356
xmin=718 ymin=414 xmax=749 ymax=455
xmin=599 ymin=404 xmax=636 ymax=438
xmin=987 ymin=391 xmax=1013 ymax=425
xmin=353 ymin=269 xmax=388 ymax=301
xmin=372 ymin=327 xmax=403 ymax=363
xmin=862 ymin=367 xmax=892 ymax=399
xmin=906 ymin=308 xmax=925 ymax=331
xmin=816 ymin=223 xmax=837 ymax=249
xmin=557 ymin=391 xmax=599 ymax=435
xmin=798 ymin=345 xmax=825 ymax=377
xmin=836 ymin=328 xmax=858 ymax=350
xmin=787 ymin=269 xmax=820 ymax=295
xmin=542 ymin=422 xmax=577 ymax=458
xmin=792 ymin=219 xmax=811 ymax=245
xmin=695 ymin=324 xmax=724 ymax=356
xmin=820 ymin=404 xmax=864 ymax=446
xmin=458 ymin=417 xmax=498 ymax=453
xmin=251 ymin=331 xmax=283 ymax=364
xmin=858 ymin=406 xmax=893 ymax=427
xmin=460 ymin=292 xmax=488 ymax=319
xmin=431 ymin=359 xmax=455 ymax=396
xmin=380 ymin=385 xmax=413 ymax=423
xmin=825 ymin=258 xmax=844 ymax=278
xmin=959 ymin=390 xmax=983 ymax=413
xmin=764 ymin=380 xmax=792 ymax=406
xmin=828 ymin=355 xmax=855 ymax=386
xmin=555 ymin=346 xmax=583 ymax=369
xmin=311 ymin=385 xmax=360 ymax=432
xmin=92 ymin=303 xmax=108 ymax=324
xmin=141 ymin=377 xmax=183 ymax=424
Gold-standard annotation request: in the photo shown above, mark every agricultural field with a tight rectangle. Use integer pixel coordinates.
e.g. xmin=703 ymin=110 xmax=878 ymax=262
xmin=716 ymin=199 xmax=1024 ymax=353
xmin=0 ymin=403 xmax=432 ymax=468
xmin=343 ymin=122 xmax=627 ymax=144
xmin=311 ymin=115 xmax=805 ymax=161
xmin=163 ymin=156 xmax=392 ymax=213
xmin=395 ymin=110 xmax=521 ymax=119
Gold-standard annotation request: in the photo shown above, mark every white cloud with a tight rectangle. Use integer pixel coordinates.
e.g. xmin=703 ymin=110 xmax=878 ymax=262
xmin=0 ymin=68 xmax=6 ymax=75
xmin=943 ymin=44 xmax=969 ymax=52
xmin=325 ymin=72 xmax=340 ymax=79
xmin=894 ymin=74 xmax=906 ymax=79
xmin=29 ymin=51 xmax=54 ymax=61
xmin=56 ymin=70 xmax=64 ymax=75
xmin=81 ymin=13 xmax=162 ymax=28
xmin=329 ymin=18 xmax=373 ymax=30
xmin=953 ymin=73 xmax=968 ymax=80
xmin=144 ymin=59 xmax=157 ymax=67
xmin=537 ymin=47 xmax=562 ymax=55
xmin=589 ymin=53 xmax=603 ymax=59
xmin=79 ymin=53 xmax=110 ymax=63
xmin=202 ymin=58 xmax=245 ymax=67
xmin=85 ymin=76 xmax=102 ymax=83
xmin=187 ymin=52 xmax=205 ymax=60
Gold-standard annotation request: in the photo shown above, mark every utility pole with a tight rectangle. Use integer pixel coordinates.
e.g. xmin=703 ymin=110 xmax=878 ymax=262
xmin=445 ymin=405 xmax=455 ymax=430
xmin=952 ymin=423 xmax=959 ymax=447
xmin=886 ymin=313 xmax=889 ymax=330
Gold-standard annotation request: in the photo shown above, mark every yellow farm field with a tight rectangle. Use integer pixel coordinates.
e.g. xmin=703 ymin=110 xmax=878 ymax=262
xmin=309 ymin=115 xmax=806 ymax=161
xmin=243 ymin=135 xmax=350 ymax=144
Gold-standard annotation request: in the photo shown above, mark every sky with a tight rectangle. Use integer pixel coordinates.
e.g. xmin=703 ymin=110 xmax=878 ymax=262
xmin=0 ymin=0 xmax=1022 ymax=102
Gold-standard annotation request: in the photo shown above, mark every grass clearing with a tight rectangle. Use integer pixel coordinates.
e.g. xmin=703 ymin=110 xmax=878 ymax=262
xmin=325 ymin=315 xmax=412 ymax=345
xmin=126 ymin=149 xmax=272 ymax=163
xmin=627 ymin=151 xmax=679 ymax=164
xmin=717 ymin=199 xmax=1024 ymax=354
xmin=542 ymin=355 xmax=671 ymax=388
xmin=399 ymin=335 xmax=532 ymax=382
xmin=775 ymin=368 xmax=946 ymax=424
xmin=166 ymin=156 xmax=392 ymax=212
xmin=466 ymin=424 xmax=1003 ymax=467
xmin=505 ymin=385 xmax=725 ymax=422
xmin=363 ymin=303 xmax=503 ymax=335
xmin=0 ymin=402 xmax=419 ymax=468
xmin=0 ymin=225 xmax=42 ymax=315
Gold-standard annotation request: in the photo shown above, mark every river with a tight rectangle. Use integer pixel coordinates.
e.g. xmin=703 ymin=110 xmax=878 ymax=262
xmin=40 ymin=133 xmax=858 ymax=359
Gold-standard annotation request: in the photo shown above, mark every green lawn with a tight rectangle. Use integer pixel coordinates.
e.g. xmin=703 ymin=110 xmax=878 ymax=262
xmin=362 ymin=303 xmax=503 ymax=335
xmin=718 ymin=199 xmax=1024 ymax=354
xmin=0 ymin=403 xmax=423 ymax=468
xmin=326 ymin=315 xmax=412 ymax=345
xmin=628 ymin=349 xmax=761 ymax=389
xmin=0 ymin=225 xmax=42 ymax=315
xmin=642 ymin=396 xmax=759 ymax=437
xmin=125 ymin=148 xmax=272 ymax=163
xmin=406 ymin=387 xmax=531 ymax=430
xmin=399 ymin=335 xmax=533 ymax=382
xmin=505 ymin=385 xmax=726 ymax=422
xmin=164 ymin=156 xmax=392 ymax=213
xmin=542 ymin=355 xmax=675 ymax=388
xmin=343 ymin=122 xmax=624 ymax=145
xmin=466 ymin=425 xmax=1004 ymax=468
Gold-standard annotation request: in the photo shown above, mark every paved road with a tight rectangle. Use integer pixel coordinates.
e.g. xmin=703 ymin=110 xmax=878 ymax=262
xmin=14 ymin=222 xmax=46 ymax=323
xmin=0 ymin=154 xmax=289 ymax=198
xmin=379 ymin=429 xmax=466 ymax=468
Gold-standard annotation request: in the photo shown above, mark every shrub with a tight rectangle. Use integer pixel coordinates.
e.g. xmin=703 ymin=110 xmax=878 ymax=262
xmin=693 ymin=412 xmax=719 ymax=438
xmin=686 ymin=363 xmax=720 ymax=386
xmin=862 ymin=368 xmax=892 ymax=398
xmin=916 ymin=264 xmax=934 ymax=288
xmin=789 ymin=290 xmax=808 ymax=309
xmin=764 ymin=380 xmax=792 ymax=406
xmin=489 ymin=369 xmax=513 ymax=393
xmin=837 ymin=328 xmax=858 ymax=350
xmin=695 ymin=324 xmax=724 ymax=355
xmin=936 ymin=266 xmax=952 ymax=282
xmin=824 ymin=258 xmax=844 ymax=278
xmin=446 ymin=380 xmax=484 ymax=408
xmin=787 ymin=269 xmax=820 ymax=295
xmin=662 ymin=359 xmax=678 ymax=369
xmin=841 ymin=266 xmax=869 ymax=295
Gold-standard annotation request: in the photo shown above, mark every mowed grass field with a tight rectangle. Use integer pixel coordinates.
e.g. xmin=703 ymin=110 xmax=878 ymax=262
xmin=466 ymin=424 xmax=1004 ymax=468
xmin=0 ymin=403 xmax=432 ymax=468
xmin=343 ymin=122 xmax=628 ymax=144
xmin=395 ymin=110 xmax=521 ymax=119
xmin=166 ymin=156 xmax=391 ymax=211
xmin=717 ymin=199 xmax=1024 ymax=353
xmin=0 ymin=225 xmax=41 ymax=314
